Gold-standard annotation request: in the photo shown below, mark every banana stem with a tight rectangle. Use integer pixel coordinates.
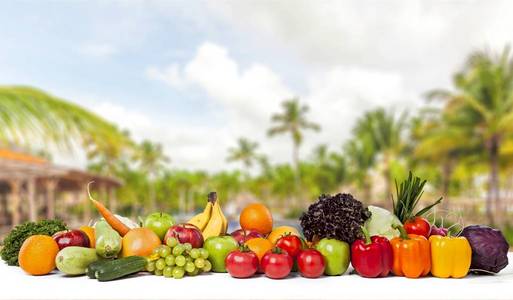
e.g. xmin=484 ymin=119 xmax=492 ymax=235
xmin=208 ymin=192 xmax=217 ymax=204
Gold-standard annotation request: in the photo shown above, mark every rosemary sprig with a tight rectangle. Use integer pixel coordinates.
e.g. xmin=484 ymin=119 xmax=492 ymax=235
xmin=392 ymin=171 xmax=443 ymax=223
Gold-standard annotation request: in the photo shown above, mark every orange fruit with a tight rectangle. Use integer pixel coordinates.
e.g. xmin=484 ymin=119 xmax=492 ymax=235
xmin=121 ymin=228 xmax=161 ymax=257
xmin=79 ymin=226 xmax=95 ymax=248
xmin=240 ymin=203 xmax=273 ymax=235
xmin=267 ymin=226 xmax=301 ymax=244
xmin=245 ymin=237 xmax=273 ymax=262
xmin=19 ymin=235 xmax=59 ymax=275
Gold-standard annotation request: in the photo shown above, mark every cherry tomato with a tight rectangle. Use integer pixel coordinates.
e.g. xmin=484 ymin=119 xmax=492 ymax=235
xmin=275 ymin=235 xmax=303 ymax=258
xmin=297 ymin=249 xmax=325 ymax=278
xmin=225 ymin=248 xmax=259 ymax=278
xmin=404 ymin=216 xmax=431 ymax=238
xmin=261 ymin=248 xmax=293 ymax=279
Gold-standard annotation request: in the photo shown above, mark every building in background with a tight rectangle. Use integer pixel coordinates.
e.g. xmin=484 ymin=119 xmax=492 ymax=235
xmin=0 ymin=148 xmax=121 ymax=234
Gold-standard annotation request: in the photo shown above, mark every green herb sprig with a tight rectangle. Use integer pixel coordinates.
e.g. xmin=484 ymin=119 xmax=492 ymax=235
xmin=392 ymin=171 xmax=443 ymax=223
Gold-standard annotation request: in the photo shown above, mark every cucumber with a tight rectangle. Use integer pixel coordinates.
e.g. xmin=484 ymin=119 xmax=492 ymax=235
xmin=55 ymin=246 xmax=99 ymax=275
xmin=94 ymin=256 xmax=147 ymax=281
xmin=95 ymin=220 xmax=122 ymax=258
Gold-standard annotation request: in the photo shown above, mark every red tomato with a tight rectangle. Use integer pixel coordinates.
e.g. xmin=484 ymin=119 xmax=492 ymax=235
xmin=225 ymin=249 xmax=259 ymax=278
xmin=404 ymin=216 xmax=431 ymax=238
xmin=261 ymin=248 xmax=293 ymax=279
xmin=275 ymin=235 xmax=303 ymax=258
xmin=297 ymin=249 xmax=325 ymax=278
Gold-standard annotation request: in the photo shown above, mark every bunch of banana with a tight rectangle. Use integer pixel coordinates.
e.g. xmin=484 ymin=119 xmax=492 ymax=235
xmin=187 ymin=192 xmax=227 ymax=240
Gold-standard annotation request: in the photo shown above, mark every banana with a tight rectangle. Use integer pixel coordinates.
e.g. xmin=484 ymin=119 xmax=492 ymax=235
xmin=219 ymin=204 xmax=228 ymax=234
xmin=187 ymin=201 xmax=213 ymax=231
xmin=202 ymin=201 xmax=224 ymax=240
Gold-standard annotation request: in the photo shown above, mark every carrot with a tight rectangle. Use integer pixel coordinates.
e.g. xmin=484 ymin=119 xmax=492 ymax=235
xmin=87 ymin=182 xmax=130 ymax=236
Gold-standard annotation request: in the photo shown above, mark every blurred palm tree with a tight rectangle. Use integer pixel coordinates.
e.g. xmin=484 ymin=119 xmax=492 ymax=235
xmin=87 ymin=130 xmax=134 ymax=177
xmin=268 ymin=98 xmax=320 ymax=172
xmin=427 ymin=46 xmax=513 ymax=225
xmin=268 ymin=99 xmax=320 ymax=207
xmin=412 ymin=109 xmax=481 ymax=207
xmin=353 ymin=108 xmax=407 ymax=198
xmin=133 ymin=140 xmax=170 ymax=211
xmin=226 ymin=138 xmax=259 ymax=176
xmin=0 ymin=86 xmax=128 ymax=151
xmin=311 ymin=144 xmax=346 ymax=193
xmin=344 ymin=135 xmax=376 ymax=201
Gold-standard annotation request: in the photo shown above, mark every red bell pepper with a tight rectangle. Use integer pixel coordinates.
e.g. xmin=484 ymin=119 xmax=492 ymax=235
xmin=351 ymin=227 xmax=393 ymax=278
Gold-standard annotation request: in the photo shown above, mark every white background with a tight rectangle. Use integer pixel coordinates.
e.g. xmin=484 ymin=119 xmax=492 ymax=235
xmin=1 ymin=253 xmax=512 ymax=300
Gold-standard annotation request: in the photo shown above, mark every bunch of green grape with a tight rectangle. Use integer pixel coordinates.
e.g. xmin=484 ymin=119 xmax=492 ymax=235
xmin=146 ymin=237 xmax=211 ymax=279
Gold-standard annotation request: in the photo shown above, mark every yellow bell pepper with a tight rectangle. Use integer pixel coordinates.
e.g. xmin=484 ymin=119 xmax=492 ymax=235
xmin=429 ymin=235 xmax=472 ymax=278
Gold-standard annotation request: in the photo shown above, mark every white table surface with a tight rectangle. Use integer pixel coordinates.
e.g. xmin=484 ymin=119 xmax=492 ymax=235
xmin=1 ymin=253 xmax=512 ymax=300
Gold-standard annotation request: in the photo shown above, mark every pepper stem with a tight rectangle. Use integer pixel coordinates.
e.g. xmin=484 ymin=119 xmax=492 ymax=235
xmin=392 ymin=224 xmax=409 ymax=240
xmin=361 ymin=226 xmax=371 ymax=245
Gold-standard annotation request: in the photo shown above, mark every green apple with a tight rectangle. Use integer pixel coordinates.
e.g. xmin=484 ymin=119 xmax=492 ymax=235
xmin=204 ymin=235 xmax=238 ymax=272
xmin=315 ymin=238 xmax=350 ymax=276
xmin=143 ymin=212 xmax=175 ymax=241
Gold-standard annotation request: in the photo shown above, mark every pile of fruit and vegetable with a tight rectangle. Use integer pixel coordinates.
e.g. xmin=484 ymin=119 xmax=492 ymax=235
xmin=0 ymin=172 xmax=509 ymax=282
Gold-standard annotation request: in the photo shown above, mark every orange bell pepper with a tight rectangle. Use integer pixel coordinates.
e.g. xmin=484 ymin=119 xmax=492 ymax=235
xmin=390 ymin=225 xmax=431 ymax=278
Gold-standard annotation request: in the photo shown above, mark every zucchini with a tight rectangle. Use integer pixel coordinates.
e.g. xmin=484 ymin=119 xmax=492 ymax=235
xmin=86 ymin=259 xmax=114 ymax=279
xmin=94 ymin=256 xmax=147 ymax=281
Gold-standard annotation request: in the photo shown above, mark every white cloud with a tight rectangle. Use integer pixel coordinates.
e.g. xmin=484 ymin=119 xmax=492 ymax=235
xmin=91 ymin=102 xmax=153 ymax=132
xmin=147 ymin=43 xmax=293 ymax=128
xmin=146 ymin=42 xmax=294 ymax=162
xmin=146 ymin=42 xmax=408 ymax=168
xmin=145 ymin=64 xmax=186 ymax=88
xmin=303 ymin=66 xmax=407 ymax=147
xmin=78 ymin=43 xmax=118 ymax=58
xmin=207 ymin=0 xmax=513 ymax=93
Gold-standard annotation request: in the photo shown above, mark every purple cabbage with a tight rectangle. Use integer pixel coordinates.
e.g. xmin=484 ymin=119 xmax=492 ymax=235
xmin=460 ymin=225 xmax=509 ymax=274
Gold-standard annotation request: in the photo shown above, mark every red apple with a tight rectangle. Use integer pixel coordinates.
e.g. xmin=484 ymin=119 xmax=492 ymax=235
xmin=53 ymin=229 xmax=90 ymax=250
xmin=230 ymin=228 xmax=264 ymax=245
xmin=164 ymin=223 xmax=204 ymax=248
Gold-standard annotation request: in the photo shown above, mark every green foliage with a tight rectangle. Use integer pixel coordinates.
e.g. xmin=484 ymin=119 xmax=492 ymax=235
xmin=0 ymin=86 xmax=129 ymax=151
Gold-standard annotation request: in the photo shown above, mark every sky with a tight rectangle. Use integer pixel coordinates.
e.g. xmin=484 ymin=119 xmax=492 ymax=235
xmin=1 ymin=0 xmax=512 ymax=171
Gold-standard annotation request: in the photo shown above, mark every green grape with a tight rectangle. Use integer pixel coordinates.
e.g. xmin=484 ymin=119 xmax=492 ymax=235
xmin=185 ymin=262 xmax=196 ymax=273
xmin=146 ymin=261 xmax=156 ymax=272
xmin=199 ymin=248 xmax=209 ymax=259
xmin=165 ymin=255 xmax=175 ymax=266
xmin=172 ymin=267 xmax=185 ymax=279
xmin=189 ymin=248 xmax=200 ymax=259
xmin=159 ymin=245 xmax=172 ymax=258
xmin=154 ymin=269 xmax=164 ymax=276
xmin=183 ymin=243 xmax=192 ymax=251
xmin=187 ymin=268 xmax=199 ymax=276
xmin=175 ymin=255 xmax=186 ymax=267
xmin=166 ymin=237 xmax=179 ymax=248
xmin=186 ymin=256 xmax=193 ymax=263
xmin=202 ymin=260 xmax=212 ymax=272
xmin=172 ymin=244 xmax=185 ymax=256
xmin=194 ymin=258 xmax=206 ymax=269
xmin=152 ymin=247 xmax=161 ymax=256
xmin=155 ymin=258 xmax=166 ymax=271
xmin=163 ymin=266 xmax=174 ymax=278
